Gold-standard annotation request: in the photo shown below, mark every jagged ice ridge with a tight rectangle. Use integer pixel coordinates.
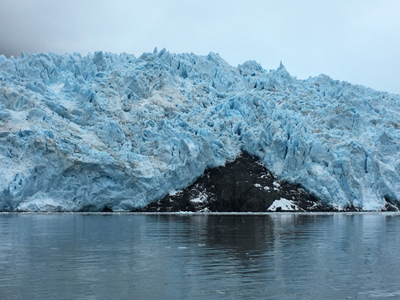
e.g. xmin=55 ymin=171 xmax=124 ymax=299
xmin=0 ymin=48 xmax=399 ymax=211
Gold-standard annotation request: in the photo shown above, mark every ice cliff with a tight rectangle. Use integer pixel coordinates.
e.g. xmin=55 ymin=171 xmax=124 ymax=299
xmin=1 ymin=48 xmax=400 ymax=211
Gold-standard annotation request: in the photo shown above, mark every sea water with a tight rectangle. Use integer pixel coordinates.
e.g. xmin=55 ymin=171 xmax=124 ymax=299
xmin=1 ymin=213 xmax=400 ymax=299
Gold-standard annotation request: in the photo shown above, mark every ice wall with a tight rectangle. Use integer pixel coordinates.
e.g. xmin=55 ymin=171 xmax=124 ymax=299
xmin=0 ymin=48 xmax=399 ymax=211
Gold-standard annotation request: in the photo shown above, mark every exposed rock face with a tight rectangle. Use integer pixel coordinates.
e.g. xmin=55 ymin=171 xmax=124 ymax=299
xmin=136 ymin=153 xmax=332 ymax=212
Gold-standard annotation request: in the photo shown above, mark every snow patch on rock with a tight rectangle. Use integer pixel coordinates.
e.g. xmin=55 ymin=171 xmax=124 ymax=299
xmin=267 ymin=198 xmax=302 ymax=212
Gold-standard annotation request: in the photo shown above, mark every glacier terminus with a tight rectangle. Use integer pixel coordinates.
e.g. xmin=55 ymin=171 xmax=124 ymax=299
xmin=1 ymin=48 xmax=400 ymax=212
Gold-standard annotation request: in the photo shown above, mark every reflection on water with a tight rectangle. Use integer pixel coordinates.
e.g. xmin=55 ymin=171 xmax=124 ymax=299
xmin=1 ymin=213 xmax=400 ymax=299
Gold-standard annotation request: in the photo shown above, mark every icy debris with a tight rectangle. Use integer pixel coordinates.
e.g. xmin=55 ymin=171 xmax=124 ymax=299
xmin=190 ymin=192 xmax=208 ymax=203
xmin=169 ymin=190 xmax=182 ymax=197
xmin=267 ymin=198 xmax=302 ymax=212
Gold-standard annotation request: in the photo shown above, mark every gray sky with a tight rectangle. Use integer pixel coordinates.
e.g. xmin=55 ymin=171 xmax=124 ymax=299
xmin=1 ymin=0 xmax=399 ymax=94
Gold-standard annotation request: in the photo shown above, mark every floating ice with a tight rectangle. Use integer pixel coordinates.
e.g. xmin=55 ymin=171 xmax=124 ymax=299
xmin=0 ymin=49 xmax=399 ymax=211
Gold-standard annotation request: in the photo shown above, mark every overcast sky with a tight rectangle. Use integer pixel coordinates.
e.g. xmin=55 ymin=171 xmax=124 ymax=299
xmin=1 ymin=0 xmax=399 ymax=94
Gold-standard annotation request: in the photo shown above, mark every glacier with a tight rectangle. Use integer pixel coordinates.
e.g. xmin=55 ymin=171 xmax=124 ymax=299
xmin=1 ymin=48 xmax=400 ymax=212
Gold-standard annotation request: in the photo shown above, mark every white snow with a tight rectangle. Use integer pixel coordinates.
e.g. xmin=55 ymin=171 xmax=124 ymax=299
xmin=190 ymin=191 xmax=208 ymax=203
xmin=267 ymin=198 xmax=302 ymax=212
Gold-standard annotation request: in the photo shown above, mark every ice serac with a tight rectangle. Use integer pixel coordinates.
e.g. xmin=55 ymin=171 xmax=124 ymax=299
xmin=0 ymin=49 xmax=400 ymax=211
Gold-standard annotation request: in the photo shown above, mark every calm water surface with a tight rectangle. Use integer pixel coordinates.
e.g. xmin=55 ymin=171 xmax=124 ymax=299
xmin=1 ymin=213 xmax=400 ymax=299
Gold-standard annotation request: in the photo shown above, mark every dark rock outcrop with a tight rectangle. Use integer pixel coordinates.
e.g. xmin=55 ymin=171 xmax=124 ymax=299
xmin=135 ymin=153 xmax=333 ymax=212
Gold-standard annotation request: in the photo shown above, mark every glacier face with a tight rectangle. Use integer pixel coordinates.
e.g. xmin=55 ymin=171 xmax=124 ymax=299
xmin=0 ymin=49 xmax=400 ymax=211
